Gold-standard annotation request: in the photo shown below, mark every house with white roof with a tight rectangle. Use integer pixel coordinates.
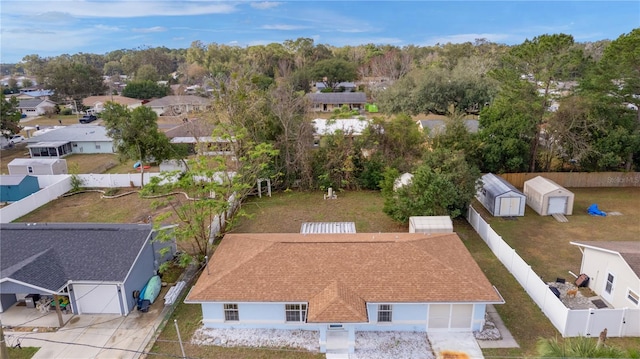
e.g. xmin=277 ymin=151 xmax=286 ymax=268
xmin=25 ymin=125 xmax=114 ymax=158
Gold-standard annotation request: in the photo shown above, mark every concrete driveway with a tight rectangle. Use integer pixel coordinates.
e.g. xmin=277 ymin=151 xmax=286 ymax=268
xmin=4 ymin=305 xmax=167 ymax=359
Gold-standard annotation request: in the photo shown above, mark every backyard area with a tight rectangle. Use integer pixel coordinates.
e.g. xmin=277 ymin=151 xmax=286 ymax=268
xmin=7 ymin=186 xmax=640 ymax=358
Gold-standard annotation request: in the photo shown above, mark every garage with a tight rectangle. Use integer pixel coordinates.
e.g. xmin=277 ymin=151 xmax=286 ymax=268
xmin=72 ymin=284 xmax=123 ymax=314
xmin=476 ymin=173 xmax=526 ymax=217
xmin=523 ymin=176 xmax=574 ymax=216
xmin=428 ymin=304 xmax=474 ymax=330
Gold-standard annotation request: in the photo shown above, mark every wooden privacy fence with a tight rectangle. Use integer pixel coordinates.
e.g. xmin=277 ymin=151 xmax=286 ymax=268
xmin=498 ymin=172 xmax=640 ymax=189
xmin=467 ymin=205 xmax=640 ymax=337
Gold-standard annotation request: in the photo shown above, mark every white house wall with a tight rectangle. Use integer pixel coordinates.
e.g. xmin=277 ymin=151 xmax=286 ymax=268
xmin=71 ymin=141 xmax=114 ymax=154
xmin=580 ymin=249 xmax=640 ymax=309
xmin=200 ymin=302 xmax=486 ymax=332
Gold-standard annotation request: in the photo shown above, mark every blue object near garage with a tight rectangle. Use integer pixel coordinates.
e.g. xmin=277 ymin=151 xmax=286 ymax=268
xmin=587 ymin=203 xmax=607 ymax=216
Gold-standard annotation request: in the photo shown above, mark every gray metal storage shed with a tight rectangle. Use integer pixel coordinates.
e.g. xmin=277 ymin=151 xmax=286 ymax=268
xmin=524 ymin=176 xmax=574 ymax=216
xmin=476 ymin=173 xmax=526 ymax=217
xmin=409 ymin=216 xmax=453 ymax=234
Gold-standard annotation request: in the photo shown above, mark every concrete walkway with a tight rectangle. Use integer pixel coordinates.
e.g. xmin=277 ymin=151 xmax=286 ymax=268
xmin=429 ymin=332 xmax=485 ymax=359
xmin=477 ymin=305 xmax=519 ymax=349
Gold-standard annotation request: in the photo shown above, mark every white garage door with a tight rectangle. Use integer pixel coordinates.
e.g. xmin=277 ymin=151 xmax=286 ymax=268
xmin=73 ymin=284 xmax=122 ymax=314
xmin=499 ymin=197 xmax=521 ymax=216
xmin=547 ymin=196 xmax=567 ymax=214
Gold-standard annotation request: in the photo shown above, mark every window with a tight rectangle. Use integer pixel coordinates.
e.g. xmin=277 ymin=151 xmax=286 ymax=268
xmin=224 ymin=304 xmax=239 ymax=321
xmin=95 ymin=144 xmax=101 ymax=149
xmin=628 ymin=290 xmax=639 ymax=305
xmin=378 ymin=304 xmax=392 ymax=323
xmin=285 ymin=304 xmax=307 ymax=322
xmin=605 ymin=273 xmax=614 ymax=294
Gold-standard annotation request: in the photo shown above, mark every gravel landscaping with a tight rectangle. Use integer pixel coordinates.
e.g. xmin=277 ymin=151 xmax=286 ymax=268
xmin=191 ymin=322 xmax=503 ymax=358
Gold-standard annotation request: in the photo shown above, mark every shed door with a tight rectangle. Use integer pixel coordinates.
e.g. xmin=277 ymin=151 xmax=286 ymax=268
xmin=73 ymin=284 xmax=122 ymax=314
xmin=499 ymin=197 xmax=520 ymax=216
xmin=547 ymin=196 xmax=567 ymax=214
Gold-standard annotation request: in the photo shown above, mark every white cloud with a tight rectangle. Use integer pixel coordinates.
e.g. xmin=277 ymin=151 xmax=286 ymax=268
xmin=133 ymin=26 xmax=167 ymax=33
xmin=2 ymin=1 xmax=238 ymax=18
xmin=250 ymin=2 xmax=282 ymax=10
xmin=261 ymin=24 xmax=308 ymax=31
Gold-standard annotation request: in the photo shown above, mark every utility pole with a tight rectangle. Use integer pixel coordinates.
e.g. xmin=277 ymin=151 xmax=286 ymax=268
xmin=0 ymin=320 xmax=10 ymax=359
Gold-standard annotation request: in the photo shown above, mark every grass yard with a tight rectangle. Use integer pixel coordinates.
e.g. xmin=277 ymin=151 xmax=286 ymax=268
xmin=14 ymin=190 xmax=173 ymax=224
xmin=475 ymin=187 xmax=640 ymax=283
xmin=9 ymin=187 xmax=640 ymax=357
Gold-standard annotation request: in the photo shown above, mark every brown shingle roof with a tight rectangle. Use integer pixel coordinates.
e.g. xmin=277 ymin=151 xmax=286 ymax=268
xmin=307 ymin=281 xmax=368 ymax=323
xmin=82 ymin=95 xmax=141 ymax=107
xmin=187 ymin=233 xmax=501 ymax=322
xmin=572 ymin=241 xmax=640 ymax=278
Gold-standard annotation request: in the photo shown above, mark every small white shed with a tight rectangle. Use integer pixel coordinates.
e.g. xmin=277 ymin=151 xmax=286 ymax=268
xmin=409 ymin=216 xmax=453 ymax=234
xmin=524 ymin=176 xmax=574 ymax=216
xmin=476 ymin=173 xmax=526 ymax=217
xmin=8 ymin=158 xmax=68 ymax=175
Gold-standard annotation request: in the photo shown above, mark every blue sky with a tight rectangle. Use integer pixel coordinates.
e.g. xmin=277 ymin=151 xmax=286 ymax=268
xmin=1 ymin=1 xmax=638 ymax=64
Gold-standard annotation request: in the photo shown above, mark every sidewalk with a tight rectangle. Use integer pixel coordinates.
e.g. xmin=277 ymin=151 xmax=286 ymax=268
xmin=477 ymin=304 xmax=519 ymax=349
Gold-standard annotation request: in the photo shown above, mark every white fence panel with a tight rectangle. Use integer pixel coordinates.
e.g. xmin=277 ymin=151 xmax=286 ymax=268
xmin=623 ymin=309 xmax=640 ymax=336
xmin=465 ymin=205 xmax=636 ymax=337
xmin=36 ymin=175 xmax=71 ymax=187
xmin=0 ymin=176 xmax=71 ymax=223
xmin=78 ymin=173 xmax=163 ymax=188
xmin=565 ymin=309 xmax=590 ymax=337
xmin=542 ymin=294 xmax=569 ymax=334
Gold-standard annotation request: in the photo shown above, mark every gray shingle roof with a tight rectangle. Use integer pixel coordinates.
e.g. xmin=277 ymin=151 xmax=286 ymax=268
xmin=307 ymin=92 xmax=367 ymax=105
xmin=1 ymin=223 xmax=153 ymax=292
xmin=145 ymin=95 xmax=210 ymax=107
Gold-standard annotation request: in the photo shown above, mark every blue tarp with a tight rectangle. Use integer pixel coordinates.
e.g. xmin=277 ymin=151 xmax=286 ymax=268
xmin=588 ymin=204 xmax=607 ymax=216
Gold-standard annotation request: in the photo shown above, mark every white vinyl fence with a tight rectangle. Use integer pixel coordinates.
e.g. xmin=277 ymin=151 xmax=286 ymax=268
xmin=0 ymin=175 xmax=72 ymax=223
xmin=467 ymin=205 xmax=640 ymax=337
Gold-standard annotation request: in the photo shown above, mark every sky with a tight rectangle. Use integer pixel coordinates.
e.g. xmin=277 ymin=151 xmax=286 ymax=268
xmin=1 ymin=1 xmax=639 ymax=64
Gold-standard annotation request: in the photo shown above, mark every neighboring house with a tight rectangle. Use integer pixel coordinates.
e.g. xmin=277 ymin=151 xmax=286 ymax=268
xmin=14 ymin=89 xmax=54 ymax=100
xmin=0 ymin=175 xmax=39 ymax=202
xmin=307 ymin=92 xmax=367 ymax=112
xmin=25 ymin=125 xmax=114 ymax=158
xmin=17 ymin=98 xmax=57 ymax=118
xmin=8 ymin=158 xmax=68 ymax=175
xmin=523 ymin=176 xmax=574 ymax=216
xmin=163 ymin=119 xmax=232 ymax=156
xmin=312 ymin=118 xmax=371 ymax=146
xmin=82 ymin=95 xmax=143 ymax=114
xmin=570 ymin=241 xmax=640 ymax=310
xmin=476 ymin=173 xmax=526 ymax=217
xmin=416 ymin=119 xmax=479 ymax=137
xmin=315 ymin=82 xmax=357 ymax=92
xmin=0 ymin=223 xmax=176 ymax=315
xmin=144 ymin=95 xmax=211 ymax=116
xmin=185 ymin=232 xmax=503 ymax=354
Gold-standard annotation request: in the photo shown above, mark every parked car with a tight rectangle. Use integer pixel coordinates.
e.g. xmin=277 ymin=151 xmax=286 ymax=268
xmin=79 ymin=115 xmax=97 ymax=123
xmin=9 ymin=135 xmax=26 ymax=144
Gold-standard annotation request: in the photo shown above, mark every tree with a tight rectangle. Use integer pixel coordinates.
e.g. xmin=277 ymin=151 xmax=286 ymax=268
xmin=580 ymin=28 xmax=640 ymax=170
xmin=143 ymin=124 xmax=278 ymax=267
xmin=493 ymin=34 xmax=585 ymax=172
xmin=135 ymin=64 xmax=160 ymax=82
xmin=121 ymin=80 xmax=170 ymax=99
xmin=101 ymin=103 xmax=173 ymax=186
xmin=381 ymin=149 xmax=480 ymax=222
xmin=0 ymin=93 xmax=22 ymax=138
xmin=311 ymin=58 xmax=357 ymax=91
xmin=268 ymin=81 xmax=315 ymax=189
xmin=44 ymin=61 xmax=106 ymax=114
xmin=536 ymin=336 xmax=629 ymax=358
